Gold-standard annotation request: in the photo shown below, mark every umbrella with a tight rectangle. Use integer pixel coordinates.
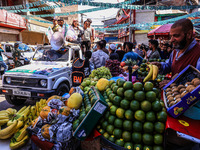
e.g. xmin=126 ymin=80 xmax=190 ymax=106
xmin=148 ymin=24 xmax=173 ymax=37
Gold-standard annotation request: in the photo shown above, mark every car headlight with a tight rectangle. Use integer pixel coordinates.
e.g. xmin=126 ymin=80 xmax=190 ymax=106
xmin=6 ymin=77 xmax=11 ymax=84
xmin=40 ymin=79 xmax=47 ymax=87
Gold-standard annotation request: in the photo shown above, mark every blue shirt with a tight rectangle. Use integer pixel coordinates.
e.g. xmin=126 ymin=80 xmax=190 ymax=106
xmin=160 ymin=39 xmax=200 ymax=74
xmin=0 ymin=48 xmax=4 ymax=62
xmin=121 ymin=51 xmax=143 ymax=65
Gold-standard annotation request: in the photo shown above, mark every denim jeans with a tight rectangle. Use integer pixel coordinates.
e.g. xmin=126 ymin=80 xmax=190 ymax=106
xmin=0 ymin=61 xmax=8 ymax=73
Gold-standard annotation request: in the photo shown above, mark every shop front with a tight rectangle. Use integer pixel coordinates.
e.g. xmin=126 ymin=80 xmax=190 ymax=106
xmin=0 ymin=9 xmax=26 ymax=42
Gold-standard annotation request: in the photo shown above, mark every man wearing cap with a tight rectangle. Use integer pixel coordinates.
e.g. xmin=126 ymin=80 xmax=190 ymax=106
xmin=52 ymin=17 xmax=62 ymax=33
xmin=12 ymin=43 xmax=22 ymax=67
xmin=87 ymin=18 xmax=95 ymax=43
xmin=109 ymin=44 xmax=119 ymax=60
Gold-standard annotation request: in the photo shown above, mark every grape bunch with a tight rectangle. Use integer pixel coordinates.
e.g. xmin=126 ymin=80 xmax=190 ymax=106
xmin=105 ymin=59 xmax=124 ymax=77
xmin=89 ymin=66 xmax=112 ymax=80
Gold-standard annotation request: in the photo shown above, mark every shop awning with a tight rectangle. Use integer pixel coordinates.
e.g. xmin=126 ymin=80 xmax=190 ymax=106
xmin=147 ymin=24 xmax=173 ymax=36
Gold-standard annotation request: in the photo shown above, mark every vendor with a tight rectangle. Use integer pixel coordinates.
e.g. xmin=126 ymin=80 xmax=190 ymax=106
xmin=153 ymin=18 xmax=200 ymax=76
xmin=121 ymin=42 xmax=143 ymax=65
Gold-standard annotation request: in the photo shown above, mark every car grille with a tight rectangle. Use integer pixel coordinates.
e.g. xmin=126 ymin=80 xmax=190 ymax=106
xmin=4 ymin=77 xmax=45 ymax=88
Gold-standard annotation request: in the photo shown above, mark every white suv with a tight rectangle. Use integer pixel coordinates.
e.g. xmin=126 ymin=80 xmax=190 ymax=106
xmin=1 ymin=44 xmax=82 ymax=105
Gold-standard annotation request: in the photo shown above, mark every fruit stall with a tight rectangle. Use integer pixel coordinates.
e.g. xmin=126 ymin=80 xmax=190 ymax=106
xmin=0 ymin=59 xmax=200 ymax=150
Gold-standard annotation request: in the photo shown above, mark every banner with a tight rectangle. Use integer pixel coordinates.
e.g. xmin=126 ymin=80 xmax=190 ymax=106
xmin=95 ymin=11 xmax=200 ymax=31
xmin=2 ymin=1 xmax=200 ymax=13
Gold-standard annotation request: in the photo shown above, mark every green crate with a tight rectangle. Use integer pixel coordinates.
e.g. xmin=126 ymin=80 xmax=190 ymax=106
xmin=73 ymin=87 xmax=108 ymax=140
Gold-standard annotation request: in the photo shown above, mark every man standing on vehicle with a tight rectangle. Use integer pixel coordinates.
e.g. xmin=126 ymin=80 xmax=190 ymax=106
xmin=0 ymin=44 xmax=8 ymax=74
xmin=12 ymin=43 xmax=22 ymax=67
xmin=52 ymin=17 xmax=62 ymax=33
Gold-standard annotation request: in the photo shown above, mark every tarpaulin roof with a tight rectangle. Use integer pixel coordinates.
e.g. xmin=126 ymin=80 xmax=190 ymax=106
xmin=148 ymin=24 xmax=173 ymax=36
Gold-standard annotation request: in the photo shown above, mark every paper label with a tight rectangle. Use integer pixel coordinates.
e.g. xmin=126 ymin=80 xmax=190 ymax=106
xmin=94 ymin=102 xmax=106 ymax=114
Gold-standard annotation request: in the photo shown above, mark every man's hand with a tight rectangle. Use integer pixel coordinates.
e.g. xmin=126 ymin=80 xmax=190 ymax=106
xmin=151 ymin=62 xmax=161 ymax=69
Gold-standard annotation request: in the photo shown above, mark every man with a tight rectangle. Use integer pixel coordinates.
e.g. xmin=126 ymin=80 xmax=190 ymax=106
xmin=58 ymin=17 xmax=68 ymax=38
xmin=0 ymin=44 xmax=8 ymax=74
xmin=101 ymin=40 xmax=109 ymax=55
xmin=12 ymin=43 xmax=22 ymax=67
xmin=82 ymin=20 xmax=92 ymax=51
xmin=135 ymin=43 xmax=146 ymax=58
xmin=121 ymin=42 xmax=143 ymax=65
xmin=116 ymin=43 xmax=125 ymax=62
xmin=147 ymin=39 xmax=161 ymax=60
xmin=58 ymin=17 xmax=64 ymax=28
xmin=86 ymin=18 xmax=95 ymax=43
xmin=52 ymin=17 xmax=62 ymax=33
xmin=159 ymin=43 xmax=168 ymax=59
xmin=90 ymin=40 xmax=109 ymax=69
xmin=153 ymin=18 xmax=200 ymax=77
xmin=109 ymin=44 xmax=119 ymax=60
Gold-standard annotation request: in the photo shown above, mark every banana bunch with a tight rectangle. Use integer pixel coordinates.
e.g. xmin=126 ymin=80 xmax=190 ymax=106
xmin=0 ymin=120 xmax=18 ymax=139
xmin=10 ymin=120 xmax=31 ymax=150
xmin=0 ymin=108 xmax=17 ymax=126
xmin=143 ymin=64 xmax=159 ymax=82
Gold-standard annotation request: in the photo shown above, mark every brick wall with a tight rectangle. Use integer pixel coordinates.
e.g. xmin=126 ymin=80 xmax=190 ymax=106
xmin=60 ymin=4 xmax=78 ymax=25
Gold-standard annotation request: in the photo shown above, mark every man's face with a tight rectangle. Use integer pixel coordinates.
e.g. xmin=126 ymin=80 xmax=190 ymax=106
xmin=170 ymin=26 xmax=187 ymax=50
xmin=163 ymin=45 xmax=167 ymax=51
xmin=53 ymin=20 xmax=58 ymax=26
xmin=84 ymin=22 xmax=88 ymax=28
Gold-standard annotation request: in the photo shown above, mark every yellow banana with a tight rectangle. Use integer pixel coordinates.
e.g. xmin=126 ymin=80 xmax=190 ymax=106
xmin=31 ymin=106 xmax=36 ymax=117
xmin=143 ymin=64 xmax=153 ymax=82
xmin=19 ymin=105 xmax=30 ymax=116
xmin=6 ymin=108 xmax=17 ymax=115
xmin=10 ymin=135 xmax=29 ymax=150
xmin=152 ymin=65 xmax=159 ymax=80
xmin=0 ymin=119 xmax=9 ymax=126
xmin=16 ymin=106 xmax=27 ymax=115
xmin=0 ymin=115 xmax=9 ymax=120
xmin=16 ymin=120 xmax=24 ymax=129
xmin=0 ymin=110 xmax=9 ymax=114
xmin=0 ymin=120 xmax=18 ymax=139
xmin=16 ymin=126 xmax=28 ymax=142
xmin=36 ymin=102 xmax=39 ymax=113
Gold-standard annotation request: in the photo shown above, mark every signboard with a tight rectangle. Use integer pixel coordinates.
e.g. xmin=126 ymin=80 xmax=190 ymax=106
xmin=0 ymin=9 xmax=26 ymax=29
xmin=29 ymin=24 xmax=48 ymax=33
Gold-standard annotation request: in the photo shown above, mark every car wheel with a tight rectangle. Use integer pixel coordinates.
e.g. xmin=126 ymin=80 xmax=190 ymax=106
xmin=56 ymin=83 xmax=69 ymax=96
xmin=5 ymin=95 xmax=26 ymax=105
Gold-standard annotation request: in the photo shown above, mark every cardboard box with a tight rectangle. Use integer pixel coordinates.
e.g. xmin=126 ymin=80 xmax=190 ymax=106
xmin=73 ymin=87 xmax=108 ymax=140
xmin=163 ymin=65 xmax=200 ymax=118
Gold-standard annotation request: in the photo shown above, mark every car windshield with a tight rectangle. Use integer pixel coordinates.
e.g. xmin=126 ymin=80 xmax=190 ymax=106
xmin=32 ymin=47 xmax=69 ymax=62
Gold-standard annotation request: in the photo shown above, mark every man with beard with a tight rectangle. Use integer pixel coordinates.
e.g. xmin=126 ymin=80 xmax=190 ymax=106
xmin=153 ymin=18 xmax=200 ymax=77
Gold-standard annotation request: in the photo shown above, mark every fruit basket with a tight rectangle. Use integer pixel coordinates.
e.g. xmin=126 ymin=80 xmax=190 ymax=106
xmin=73 ymin=87 xmax=108 ymax=140
xmin=163 ymin=65 xmax=200 ymax=118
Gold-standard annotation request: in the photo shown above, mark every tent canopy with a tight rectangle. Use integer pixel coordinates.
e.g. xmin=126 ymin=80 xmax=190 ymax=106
xmin=148 ymin=24 xmax=173 ymax=36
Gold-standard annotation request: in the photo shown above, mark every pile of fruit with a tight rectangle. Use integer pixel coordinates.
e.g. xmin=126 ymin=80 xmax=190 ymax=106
xmin=165 ymin=78 xmax=200 ymax=107
xmin=105 ymin=59 xmax=124 ymax=77
xmin=0 ymin=99 xmax=46 ymax=149
xmin=138 ymin=62 xmax=165 ymax=82
xmin=120 ymin=59 xmax=139 ymax=73
xmin=97 ymin=79 xmax=167 ymax=150
xmin=73 ymin=88 xmax=97 ymax=131
xmin=89 ymin=66 xmax=112 ymax=80
xmin=148 ymin=58 xmax=166 ymax=62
